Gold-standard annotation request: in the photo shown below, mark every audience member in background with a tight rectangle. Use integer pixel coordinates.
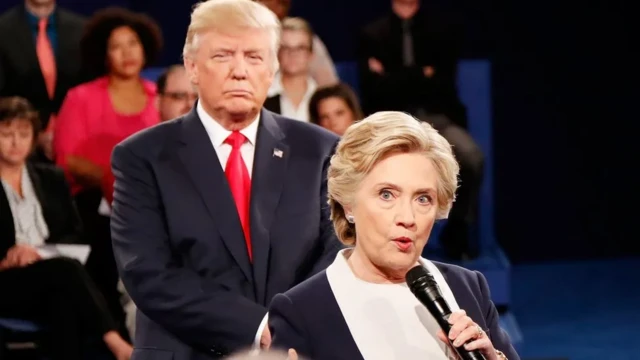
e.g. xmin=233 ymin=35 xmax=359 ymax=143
xmin=0 ymin=97 xmax=132 ymax=360
xmin=308 ymin=83 xmax=362 ymax=136
xmin=358 ymin=0 xmax=484 ymax=259
xmin=254 ymin=0 xmax=338 ymax=86
xmin=157 ymin=64 xmax=198 ymax=122
xmin=52 ymin=6 xmax=163 ymax=339
xmin=269 ymin=111 xmax=519 ymax=360
xmin=265 ymin=17 xmax=317 ymax=122
xmin=0 ymin=0 xmax=86 ymax=161
xmin=110 ymin=1 xmax=341 ymax=358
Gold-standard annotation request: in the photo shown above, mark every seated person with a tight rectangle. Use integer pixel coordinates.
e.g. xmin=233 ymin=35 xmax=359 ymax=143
xmin=358 ymin=0 xmax=484 ymax=259
xmin=254 ymin=0 xmax=338 ymax=86
xmin=308 ymin=83 xmax=363 ymax=136
xmin=268 ymin=111 xmax=519 ymax=360
xmin=0 ymin=97 xmax=132 ymax=360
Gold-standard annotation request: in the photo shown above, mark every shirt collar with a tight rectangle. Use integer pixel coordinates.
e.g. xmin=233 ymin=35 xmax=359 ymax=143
xmin=267 ymin=72 xmax=318 ymax=98
xmin=25 ymin=6 xmax=56 ymax=29
xmin=196 ymin=100 xmax=260 ymax=148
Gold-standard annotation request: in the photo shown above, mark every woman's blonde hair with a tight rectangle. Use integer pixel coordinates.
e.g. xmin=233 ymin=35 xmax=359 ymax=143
xmin=327 ymin=111 xmax=460 ymax=246
xmin=183 ymin=0 xmax=281 ymax=71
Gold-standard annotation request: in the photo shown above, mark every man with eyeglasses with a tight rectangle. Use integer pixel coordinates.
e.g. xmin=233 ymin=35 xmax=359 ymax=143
xmin=264 ymin=17 xmax=317 ymax=122
xmin=156 ymin=65 xmax=198 ymax=122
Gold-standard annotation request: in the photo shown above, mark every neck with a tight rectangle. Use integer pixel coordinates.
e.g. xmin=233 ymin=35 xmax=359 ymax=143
xmin=201 ymin=101 xmax=258 ymax=131
xmin=25 ymin=1 xmax=55 ymax=19
xmin=108 ymin=74 xmax=142 ymax=91
xmin=347 ymin=246 xmax=408 ymax=284
xmin=281 ymin=74 xmax=308 ymax=93
xmin=0 ymin=161 xmax=24 ymax=183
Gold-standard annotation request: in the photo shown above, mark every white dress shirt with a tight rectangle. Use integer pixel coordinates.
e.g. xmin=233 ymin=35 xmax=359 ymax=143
xmin=197 ymin=101 xmax=259 ymax=176
xmin=326 ymin=250 xmax=459 ymax=360
xmin=196 ymin=101 xmax=268 ymax=347
xmin=267 ymin=73 xmax=317 ymax=122
xmin=1 ymin=166 xmax=49 ymax=247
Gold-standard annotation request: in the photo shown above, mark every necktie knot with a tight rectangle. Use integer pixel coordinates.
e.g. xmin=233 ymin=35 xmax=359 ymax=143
xmin=38 ymin=18 xmax=47 ymax=32
xmin=225 ymin=131 xmax=246 ymax=150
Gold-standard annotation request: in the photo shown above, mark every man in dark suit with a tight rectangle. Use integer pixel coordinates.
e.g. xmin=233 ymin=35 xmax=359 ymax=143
xmin=0 ymin=0 xmax=86 ymax=162
xmin=110 ymin=1 xmax=342 ymax=359
xmin=358 ymin=0 xmax=485 ymax=260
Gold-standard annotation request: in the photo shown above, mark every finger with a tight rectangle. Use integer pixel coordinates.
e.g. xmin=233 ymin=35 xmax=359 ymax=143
xmin=448 ymin=315 xmax=473 ymax=340
xmin=461 ymin=336 xmax=493 ymax=353
xmin=447 ymin=309 xmax=467 ymax=324
xmin=436 ymin=329 xmax=449 ymax=343
xmin=6 ymin=249 xmax=20 ymax=266
xmin=287 ymin=349 xmax=298 ymax=360
xmin=16 ymin=252 xmax=33 ymax=267
xmin=452 ymin=323 xmax=483 ymax=347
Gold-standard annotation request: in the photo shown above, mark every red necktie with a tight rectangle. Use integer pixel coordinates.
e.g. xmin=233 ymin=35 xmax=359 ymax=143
xmin=224 ymin=131 xmax=252 ymax=261
xmin=36 ymin=18 xmax=57 ymax=134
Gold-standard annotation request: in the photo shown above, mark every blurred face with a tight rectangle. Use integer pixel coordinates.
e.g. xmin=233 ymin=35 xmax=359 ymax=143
xmin=107 ymin=26 xmax=145 ymax=78
xmin=255 ymin=0 xmax=290 ymax=20
xmin=278 ymin=29 xmax=313 ymax=76
xmin=26 ymin=0 xmax=55 ymax=6
xmin=185 ymin=28 xmax=275 ymax=123
xmin=392 ymin=0 xmax=420 ymax=20
xmin=347 ymin=152 xmax=438 ymax=279
xmin=0 ymin=119 xmax=34 ymax=166
xmin=316 ymin=96 xmax=356 ymax=136
xmin=158 ymin=68 xmax=198 ymax=122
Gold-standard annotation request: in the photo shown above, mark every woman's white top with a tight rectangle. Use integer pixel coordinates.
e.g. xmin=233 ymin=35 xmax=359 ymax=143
xmin=326 ymin=249 xmax=460 ymax=360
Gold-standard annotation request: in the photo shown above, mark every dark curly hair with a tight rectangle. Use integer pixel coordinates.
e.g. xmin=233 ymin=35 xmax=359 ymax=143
xmin=81 ymin=7 xmax=163 ymax=78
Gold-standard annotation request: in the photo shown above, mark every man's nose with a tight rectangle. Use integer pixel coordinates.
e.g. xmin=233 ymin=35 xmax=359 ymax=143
xmin=230 ymin=55 xmax=248 ymax=79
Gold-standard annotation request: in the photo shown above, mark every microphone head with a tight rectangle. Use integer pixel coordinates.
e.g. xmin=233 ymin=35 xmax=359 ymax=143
xmin=405 ymin=265 xmax=437 ymax=293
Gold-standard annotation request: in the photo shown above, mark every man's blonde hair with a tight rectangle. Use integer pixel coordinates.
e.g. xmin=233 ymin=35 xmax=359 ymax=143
xmin=183 ymin=0 xmax=281 ymax=71
xmin=328 ymin=111 xmax=460 ymax=246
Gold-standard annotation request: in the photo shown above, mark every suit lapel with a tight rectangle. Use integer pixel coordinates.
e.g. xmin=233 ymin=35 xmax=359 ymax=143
xmin=54 ymin=10 xmax=76 ymax=100
xmin=177 ymin=110 xmax=253 ymax=283
xmin=250 ymin=110 xmax=289 ymax=304
xmin=0 ymin=178 xmax=16 ymax=255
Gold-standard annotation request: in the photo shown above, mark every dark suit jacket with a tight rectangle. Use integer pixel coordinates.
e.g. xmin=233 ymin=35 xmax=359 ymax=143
xmin=0 ymin=5 xmax=86 ymax=129
xmin=357 ymin=11 xmax=467 ymax=128
xmin=0 ymin=163 xmax=82 ymax=259
xmin=110 ymin=107 xmax=343 ymax=360
xmin=269 ymin=262 xmax=520 ymax=360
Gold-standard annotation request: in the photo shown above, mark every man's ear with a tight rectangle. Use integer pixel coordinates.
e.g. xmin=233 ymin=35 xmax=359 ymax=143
xmin=184 ymin=56 xmax=199 ymax=86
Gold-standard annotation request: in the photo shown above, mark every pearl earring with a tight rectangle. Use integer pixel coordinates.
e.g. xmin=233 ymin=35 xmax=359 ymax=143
xmin=346 ymin=215 xmax=355 ymax=224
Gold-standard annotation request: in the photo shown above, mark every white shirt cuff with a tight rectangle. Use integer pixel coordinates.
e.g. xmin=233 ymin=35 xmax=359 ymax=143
xmin=253 ymin=313 xmax=269 ymax=349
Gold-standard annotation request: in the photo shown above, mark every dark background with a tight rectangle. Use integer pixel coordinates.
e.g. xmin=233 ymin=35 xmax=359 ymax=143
xmin=2 ymin=0 xmax=636 ymax=263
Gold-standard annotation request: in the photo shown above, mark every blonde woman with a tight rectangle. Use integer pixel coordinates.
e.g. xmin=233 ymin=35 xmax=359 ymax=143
xmin=268 ymin=111 xmax=519 ymax=360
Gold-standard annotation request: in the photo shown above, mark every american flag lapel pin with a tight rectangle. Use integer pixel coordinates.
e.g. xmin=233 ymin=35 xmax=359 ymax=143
xmin=273 ymin=148 xmax=283 ymax=158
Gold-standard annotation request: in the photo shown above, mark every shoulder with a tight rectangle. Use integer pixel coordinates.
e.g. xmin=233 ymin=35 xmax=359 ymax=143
xmin=432 ymin=261 xmax=489 ymax=299
xmin=272 ymin=113 xmax=339 ymax=154
xmin=0 ymin=6 xmax=21 ymax=26
xmin=275 ymin=270 xmax=331 ymax=307
xmin=28 ymin=163 xmax=66 ymax=184
xmin=361 ymin=16 xmax=390 ymax=38
xmin=66 ymin=77 xmax=109 ymax=99
xmin=114 ymin=116 xmax=181 ymax=160
xmin=57 ymin=7 xmax=87 ymax=26
xmin=142 ymin=79 xmax=158 ymax=96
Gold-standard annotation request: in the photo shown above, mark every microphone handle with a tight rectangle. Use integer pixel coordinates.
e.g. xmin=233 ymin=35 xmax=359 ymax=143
xmin=437 ymin=317 xmax=486 ymax=360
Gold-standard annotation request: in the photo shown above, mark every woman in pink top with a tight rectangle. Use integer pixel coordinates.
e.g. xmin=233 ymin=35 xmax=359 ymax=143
xmin=54 ymin=7 xmax=162 ymax=200
xmin=52 ymin=8 xmax=162 ymax=349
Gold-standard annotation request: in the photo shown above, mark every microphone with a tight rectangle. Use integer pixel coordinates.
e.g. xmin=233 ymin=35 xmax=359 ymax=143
xmin=405 ymin=265 xmax=485 ymax=360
